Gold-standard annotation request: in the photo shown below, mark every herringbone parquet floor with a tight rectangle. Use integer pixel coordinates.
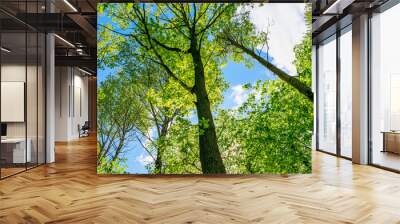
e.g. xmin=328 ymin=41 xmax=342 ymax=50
xmin=1 ymin=135 xmax=400 ymax=224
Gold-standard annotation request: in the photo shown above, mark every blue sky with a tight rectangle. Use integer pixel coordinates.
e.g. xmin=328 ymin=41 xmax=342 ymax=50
xmin=98 ymin=4 xmax=306 ymax=173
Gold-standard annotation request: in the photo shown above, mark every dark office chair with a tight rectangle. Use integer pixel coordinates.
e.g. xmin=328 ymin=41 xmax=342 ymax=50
xmin=78 ymin=121 xmax=90 ymax=138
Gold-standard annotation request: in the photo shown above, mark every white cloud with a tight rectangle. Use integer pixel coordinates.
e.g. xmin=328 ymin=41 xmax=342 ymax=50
xmin=231 ymin=84 xmax=250 ymax=108
xmin=149 ymin=127 xmax=158 ymax=139
xmin=136 ymin=153 xmax=153 ymax=166
xmin=230 ymin=84 xmax=264 ymax=109
xmin=143 ymin=127 xmax=158 ymax=147
xmin=247 ymin=4 xmax=306 ymax=75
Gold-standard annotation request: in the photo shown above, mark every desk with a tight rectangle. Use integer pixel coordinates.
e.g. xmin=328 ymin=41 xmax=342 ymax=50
xmin=1 ymin=138 xmax=31 ymax=163
xmin=382 ymin=131 xmax=400 ymax=154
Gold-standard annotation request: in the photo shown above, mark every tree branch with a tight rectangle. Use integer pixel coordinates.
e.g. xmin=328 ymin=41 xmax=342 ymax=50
xmin=136 ymin=5 xmax=194 ymax=94
xmin=195 ymin=4 xmax=227 ymax=36
xmin=98 ymin=24 xmax=130 ymax=37
xmin=135 ymin=135 xmax=157 ymax=162
xmin=223 ymin=35 xmax=313 ymax=102
xmin=150 ymin=37 xmax=189 ymax=53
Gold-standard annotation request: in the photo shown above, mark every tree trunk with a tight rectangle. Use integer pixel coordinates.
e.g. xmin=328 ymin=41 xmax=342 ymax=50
xmin=154 ymin=122 xmax=168 ymax=174
xmin=154 ymin=152 xmax=162 ymax=174
xmin=190 ymin=40 xmax=226 ymax=174
xmin=154 ymin=145 xmax=163 ymax=174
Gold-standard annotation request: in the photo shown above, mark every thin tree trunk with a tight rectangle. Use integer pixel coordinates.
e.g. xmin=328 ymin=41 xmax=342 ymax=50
xmin=190 ymin=39 xmax=226 ymax=174
xmin=154 ymin=144 xmax=163 ymax=174
xmin=226 ymin=37 xmax=313 ymax=102
xmin=154 ymin=122 xmax=168 ymax=174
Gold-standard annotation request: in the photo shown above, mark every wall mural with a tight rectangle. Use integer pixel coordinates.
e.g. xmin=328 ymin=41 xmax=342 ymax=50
xmin=97 ymin=3 xmax=313 ymax=174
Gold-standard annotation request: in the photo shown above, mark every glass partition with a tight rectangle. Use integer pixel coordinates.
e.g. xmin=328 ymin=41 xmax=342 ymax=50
xmin=370 ymin=3 xmax=400 ymax=171
xmin=0 ymin=30 xmax=28 ymax=177
xmin=0 ymin=1 xmax=46 ymax=179
xmin=317 ymin=35 xmax=337 ymax=154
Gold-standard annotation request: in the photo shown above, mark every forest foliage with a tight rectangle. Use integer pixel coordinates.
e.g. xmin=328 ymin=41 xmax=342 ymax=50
xmin=97 ymin=3 xmax=313 ymax=174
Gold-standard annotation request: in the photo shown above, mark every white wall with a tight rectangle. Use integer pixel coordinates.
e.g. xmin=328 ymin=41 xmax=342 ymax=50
xmin=1 ymin=64 xmax=25 ymax=81
xmin=1 ymin=82 xmax=25 ymax=122
xmin=71 ymin=72 xmax=89 ymax=138
xmin=55 ymin=66 xmax=69 ymax=141
xmin=55 ymin=67 xmax=89 ymax=141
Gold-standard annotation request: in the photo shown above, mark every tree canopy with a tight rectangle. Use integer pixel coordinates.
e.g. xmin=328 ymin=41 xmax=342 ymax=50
xmin=97 ymin=3 xmax=313 ymax=174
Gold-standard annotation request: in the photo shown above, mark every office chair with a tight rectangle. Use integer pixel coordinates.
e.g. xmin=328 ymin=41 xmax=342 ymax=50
xmin=79 ymin=121 xmax=90 ymax=138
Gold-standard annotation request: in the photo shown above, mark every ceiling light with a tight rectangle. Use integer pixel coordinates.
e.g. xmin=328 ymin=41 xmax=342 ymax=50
xmin=78 ymin=67 xmax=92 ymax=76
xmin=323 ymin=0 xmax=341 ymax=14
xmin=54 ymin=34 xmax=75 ymax=48
xmin=1 ymin=47 xmax=11 ymax=53
xmin=322 ymin=0 xmax=354 ymax=15
xmin=63 ymin=0 xmax=78 ymax=12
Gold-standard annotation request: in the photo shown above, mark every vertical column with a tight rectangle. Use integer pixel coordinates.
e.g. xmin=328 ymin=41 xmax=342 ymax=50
xmin=352 ymin=14 xmax=369 ymax=164
xmin=46 ymin=0 xmax=55 ymax=163
xmin=46 ymin=33 xmax=55 ymax=163
xmin=336 ymin=30 xmax=341 ymax=156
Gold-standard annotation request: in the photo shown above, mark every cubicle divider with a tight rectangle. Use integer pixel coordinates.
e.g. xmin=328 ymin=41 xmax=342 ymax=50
xmin=0 ymin=1 xmax=47 ymax=179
